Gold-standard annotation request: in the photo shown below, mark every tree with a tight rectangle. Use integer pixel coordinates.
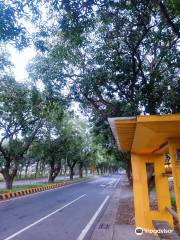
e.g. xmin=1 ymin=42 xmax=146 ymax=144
xmin=44 ymin=0 xmax=179 ymax=115
xmin=72 ymin=118 xmax=93 ymax=178
xmin=26 ymin=140 xmax=45 ymax=179
xmin=0 ymin=0 xmax=44 ymax=49
xmin=28 ymin=1 xmax=179 ymax=182
xmin=29 ymin=94 xmax=66 ymax=183
xmin=57 ymin=0 xmax=180 ymax=37
xmin=31 ymin=0 xmax=179 ymax=115
xmin=0 ymin=78 xmax=43 ymax=189
xmin=64 ymin=125 xmax=84 ymax=180
xmin=41 ymin=138 xmax=62 ymax=183
xmin=155 ymin=0 xmax=180 ymax=37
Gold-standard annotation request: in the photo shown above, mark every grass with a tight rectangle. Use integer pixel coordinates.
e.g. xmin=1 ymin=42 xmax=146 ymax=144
xmin=0 ymin=180 xmax=65 ymax=194
xmin=0 ymin=174 xmax=3 ymax=182
xmin=14 ymin=174 xmax=49 ymax=181
xmin=0 ymin=173 xmax=49 ymax=182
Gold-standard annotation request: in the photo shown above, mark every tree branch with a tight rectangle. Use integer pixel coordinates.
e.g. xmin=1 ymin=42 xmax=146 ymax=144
xmin=83 ymin=93 xmax=109 ymax=118
xmin=156 ymin=0 xmax=180 ymax=37
xmin=0 ymin=144 xmax=10 ymax=162
xmin=20 ymin=120 xmax=43 ymax=156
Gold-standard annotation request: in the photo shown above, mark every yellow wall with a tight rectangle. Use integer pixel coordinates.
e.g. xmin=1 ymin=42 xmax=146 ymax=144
xmin=168 ymin=138 xmax=180 ymax=222
xmin=131 ymin=153 xmax=173 ymax=230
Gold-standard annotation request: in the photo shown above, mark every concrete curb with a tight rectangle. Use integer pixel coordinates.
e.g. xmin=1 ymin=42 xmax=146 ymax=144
xmin=0 ymin=179 xmax=88 ymax=201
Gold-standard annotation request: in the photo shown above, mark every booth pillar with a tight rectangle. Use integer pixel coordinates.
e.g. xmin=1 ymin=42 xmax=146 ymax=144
xmin=131 ymin=153 xmax=173 ymax=230
xmin=168 ymin=138 xmax=180 ymax=222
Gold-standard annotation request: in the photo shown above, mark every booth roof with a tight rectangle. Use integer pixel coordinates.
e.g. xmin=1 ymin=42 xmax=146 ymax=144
xmin=108 ymin=114 xmax=180 ymax=154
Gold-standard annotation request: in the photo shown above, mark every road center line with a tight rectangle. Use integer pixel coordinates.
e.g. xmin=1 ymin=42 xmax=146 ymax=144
xmin=3 ymin=194 xmax=87 ymax=240
xmin=76 ymin=195 xmax=110 ymax=240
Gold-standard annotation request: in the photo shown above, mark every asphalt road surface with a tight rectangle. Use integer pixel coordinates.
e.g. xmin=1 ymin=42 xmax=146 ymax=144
xmin=0 ymin=175 xmax=121 ymax=240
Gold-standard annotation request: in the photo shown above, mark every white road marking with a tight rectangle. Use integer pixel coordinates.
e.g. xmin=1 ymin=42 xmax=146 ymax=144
xmin=76 ymin=195 xmax=110 ymax=240
xmin=113 ymin=178 xmax=120 ymax=188
xmin=100 ymin=179 xmax=117 ymax=188
xmin=108 ymin=180 xmax=114 ymax=185
xmin=3 ymin=194 xmax=87 ymax=240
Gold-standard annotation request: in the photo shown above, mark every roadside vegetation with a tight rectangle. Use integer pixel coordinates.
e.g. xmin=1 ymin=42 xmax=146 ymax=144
xmin=0 ymin=177 xmax=91 ymax=194
xmin=0 ymin=182 xmax=64 ymax=194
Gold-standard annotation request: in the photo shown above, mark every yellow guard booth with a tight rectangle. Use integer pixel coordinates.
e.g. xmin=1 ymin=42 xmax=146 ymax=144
xmin=109 ymin=114 xmax=180 ymax=230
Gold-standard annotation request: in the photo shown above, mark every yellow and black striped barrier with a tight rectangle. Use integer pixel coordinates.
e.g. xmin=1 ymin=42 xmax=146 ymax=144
xmin=0 ymin=179 xmax=84 ymax=201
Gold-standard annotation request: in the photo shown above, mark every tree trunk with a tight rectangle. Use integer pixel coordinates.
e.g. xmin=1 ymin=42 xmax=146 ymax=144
xmin=59 ymin=168 xmax=63 ymax=176
xmin=5 ymin=175 xmax=14 ymax=190
xmin=1 ymin=160 xmax=18 ymax=190
xmin=40 ymin=162 xmax=45 ymax=176
xmin=121 ymin=152 xmax=132 ymax=185
xmin=146 ymin=163 xmax=155 ymax=193
xmin=25 ymin=160 xmax=30 ymax=179
xmin=48 ymin=162 xmax=61 ymax=183
xmin=85 ymin=167 xmax=88 ymax=176
xmin=79 ymin=162 xmax=83 ymax=178
xmin=48 ymin=161 xmax=55 ymax=183
xmin=69 ymin=167 xmax=74 ymax=180
xmin=96 ymin=167 xmax=100 ymax=175
xmin=48 ymin=171 xmax=54 ymax=183
xmin=35 ymin=161 xmax=39 ymax=178
xmin=18 ymin=165 xmax=23 ymax=179
xmin=100 ymin=166 xmax=103 ymax=175
xmin=63 ymin=164 xmax=67 ymax=176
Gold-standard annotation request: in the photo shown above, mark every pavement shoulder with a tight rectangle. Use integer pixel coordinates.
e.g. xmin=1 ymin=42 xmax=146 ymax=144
xmin=90 ymin=184 xmax=121 ymax=240
xmin=90 ymin=174 xmax=159 ymax=240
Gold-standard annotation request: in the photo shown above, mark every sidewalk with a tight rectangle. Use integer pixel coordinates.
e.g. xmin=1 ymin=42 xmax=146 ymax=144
xmin=90 ymin=174 xmax=159 ymax=240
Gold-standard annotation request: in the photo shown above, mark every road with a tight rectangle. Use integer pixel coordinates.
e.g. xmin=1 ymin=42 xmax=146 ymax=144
xmin=0 ymin=175 xmax=120 ymax=240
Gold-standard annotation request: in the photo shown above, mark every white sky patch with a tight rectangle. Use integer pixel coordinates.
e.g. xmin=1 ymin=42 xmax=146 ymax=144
xmin=9 ymin=45 xmax=36 ymax=82
xmin=35 ymin=79 xmax=45 ymax=91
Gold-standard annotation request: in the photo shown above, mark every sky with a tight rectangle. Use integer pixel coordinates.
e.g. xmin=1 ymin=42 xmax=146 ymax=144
xmin=10 ymin=46 xmax=36 ymax=82
xmin=9 ymin=16 xmax=37 ymax=83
